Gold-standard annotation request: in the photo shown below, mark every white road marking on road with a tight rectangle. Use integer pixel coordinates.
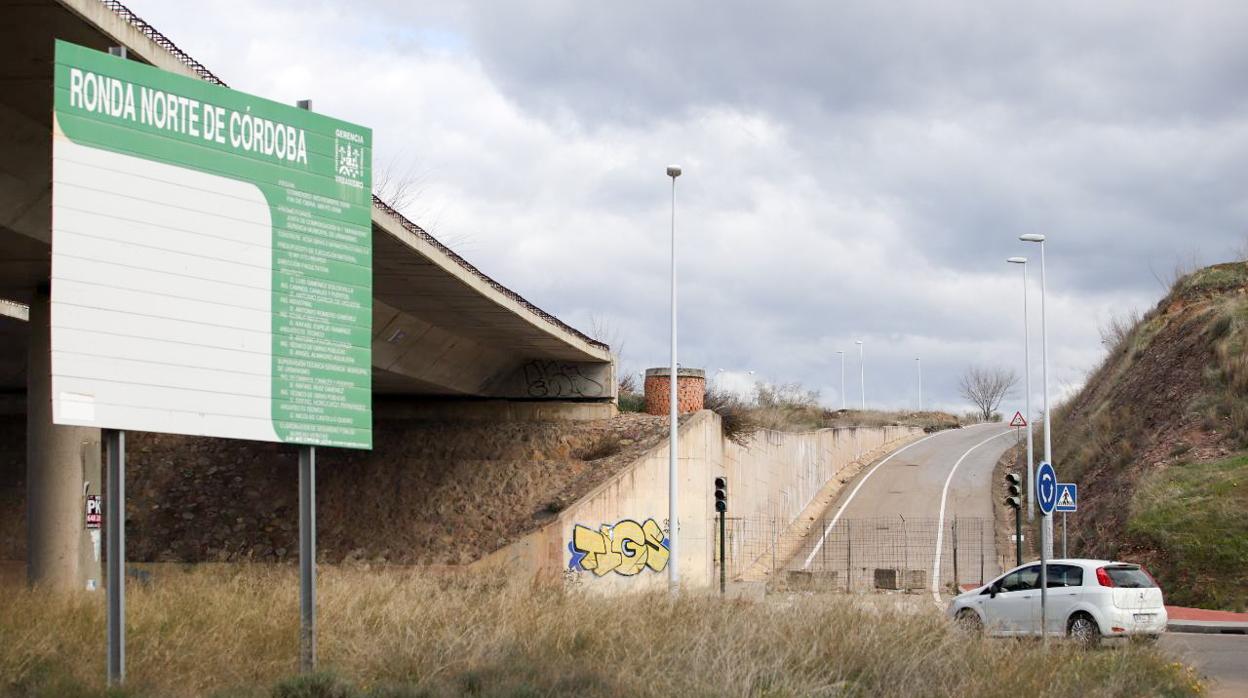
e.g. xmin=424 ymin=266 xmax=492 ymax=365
xmin=930 ymin=430 xmax=1013 ymax=601
xmin=801 ymin=424 xmax=998 ymax=569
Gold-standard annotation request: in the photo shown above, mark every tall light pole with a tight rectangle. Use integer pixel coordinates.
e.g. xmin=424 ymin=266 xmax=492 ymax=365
xmin=915 ymin=357 xmax=922 ymax=411
xmin=856 ymin=340 xmax=865 ymax=410
xmin=837 ymin=351 xmax=845 ymax=410
xmin=666 ymin=164 xmax=681 ymax=590
xmin=1007 ymin=257 xmax=1035 ymax=522
xmin=1020 ymin=234 xmax=1052 ymax=558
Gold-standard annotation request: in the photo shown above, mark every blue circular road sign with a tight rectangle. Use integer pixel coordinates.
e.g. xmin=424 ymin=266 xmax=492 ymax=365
xmin=1037 ymin=461 xmax=1058 ymax=515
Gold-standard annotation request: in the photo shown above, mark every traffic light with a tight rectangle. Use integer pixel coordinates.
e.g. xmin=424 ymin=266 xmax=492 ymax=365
xmin=1005 ymin=472 xmax=1024 ymax=566
xmin=1005 ymin=472 xmax=1022 ymax=509
xmin=714 ymin=476 xmax=727 ymax=513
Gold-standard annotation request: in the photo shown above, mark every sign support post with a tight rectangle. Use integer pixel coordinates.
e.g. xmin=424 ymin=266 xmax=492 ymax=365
xmin=1037 ymin=461 xmax=1058 ymax=648
xmin=292 ymin=97 xmax=318 ymax=675
xmin=102 ymin=47 xmax=128 ymax=688
xmin=1055 ymin=483 xmax=1077 ymax=558
xmin=298 ymin=445 xmax=316 ymax=672
xmin=105 ymin=428 xmax=125 ymax=686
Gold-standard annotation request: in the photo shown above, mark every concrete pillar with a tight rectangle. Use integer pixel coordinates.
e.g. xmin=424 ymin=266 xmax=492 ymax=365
xmin=26 ymin=287 xmax=102 ymax=591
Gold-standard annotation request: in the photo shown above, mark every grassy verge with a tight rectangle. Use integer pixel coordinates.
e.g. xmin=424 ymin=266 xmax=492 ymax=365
xmin=1129 ymin=452 xmax=1248 ymax=611
xmin=0 ymin=567 xmax=1204 ymax=697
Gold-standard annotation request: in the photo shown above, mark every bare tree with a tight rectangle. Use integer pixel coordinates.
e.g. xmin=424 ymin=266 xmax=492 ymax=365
xmin=372 ymin=155 xmax=425 ymax=213
xmin=959 ymin=366 xmax=1019 ymax=422
xmin=372 ymin=156 xmax=476 ymax=251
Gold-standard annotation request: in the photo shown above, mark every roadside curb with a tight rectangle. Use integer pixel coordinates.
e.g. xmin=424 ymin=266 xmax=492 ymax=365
xmin=1166 ymin=605 xmax=1248 ymax=634
xmin=1167 ymin=621 xmax=1248 ymax=635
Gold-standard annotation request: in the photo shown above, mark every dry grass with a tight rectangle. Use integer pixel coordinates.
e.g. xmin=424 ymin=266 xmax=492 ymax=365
xmin=0 ymin=566 xmax=1203 ymax=697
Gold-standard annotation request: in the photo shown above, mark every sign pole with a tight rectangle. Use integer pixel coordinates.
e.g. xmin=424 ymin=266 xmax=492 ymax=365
xmin=1040 ymin=512 xmax=1048 ymax=647
xmin=1062 ymin=512 xmax=1067 ymax=558
xmin=103 ymin=45 xmax=130 ymax=689
xmin=295 ymin=98 xmax=318 ymax=674
xmin=1036 ymin=460 xmax=1057 ymax=647
xmin=105 ymin=428 xmax=125 ymax=686
xmin=298 ymin=445 xmax=316 ymax=673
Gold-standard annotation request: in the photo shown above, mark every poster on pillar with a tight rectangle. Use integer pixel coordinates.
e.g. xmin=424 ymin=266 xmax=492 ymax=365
xmin=49 ymin=40 xmax=373 ymax=449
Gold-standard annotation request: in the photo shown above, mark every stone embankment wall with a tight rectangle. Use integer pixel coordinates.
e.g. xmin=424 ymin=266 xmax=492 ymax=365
xmin=475 ymin=411 xmax=919 ymax=592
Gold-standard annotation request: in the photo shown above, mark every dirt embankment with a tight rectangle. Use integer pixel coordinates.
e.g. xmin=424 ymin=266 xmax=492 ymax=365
xmin=0 ymin=413 xmax=671 ymax=566
xmin=1054 ymin=262 xmax=1248 ymax=607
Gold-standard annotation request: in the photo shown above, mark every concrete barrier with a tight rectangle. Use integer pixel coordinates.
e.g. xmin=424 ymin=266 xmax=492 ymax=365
xmin=473 ymin=411 xmax=920 ymax=592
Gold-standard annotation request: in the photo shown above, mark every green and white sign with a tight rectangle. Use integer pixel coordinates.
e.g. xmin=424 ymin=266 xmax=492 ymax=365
xmin=50 ymin=41 xmax=372 ymax=449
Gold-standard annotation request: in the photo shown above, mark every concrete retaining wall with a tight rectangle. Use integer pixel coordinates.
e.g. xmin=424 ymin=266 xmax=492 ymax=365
xmin=474 ymin=411 xmax=920 ymax=592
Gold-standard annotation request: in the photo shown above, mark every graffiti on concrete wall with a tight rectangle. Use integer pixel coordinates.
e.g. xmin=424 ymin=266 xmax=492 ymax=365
xmin=524 ymin=360 xmax=607 ymax=398
xmin=568 ymin=518 xmax=670 ymax=576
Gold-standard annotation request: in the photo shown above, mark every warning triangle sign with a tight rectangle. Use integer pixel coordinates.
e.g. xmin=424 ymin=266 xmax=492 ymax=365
xmin=1009 ymin=411 xmax=1027 ymax=427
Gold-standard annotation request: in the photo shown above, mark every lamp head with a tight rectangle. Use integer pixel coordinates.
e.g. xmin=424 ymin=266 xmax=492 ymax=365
xmin=666 ymin=165 xmax=682 ymax=178
xmin=855 ymin=340 xmax=863 ymax=345
xmin=1007 ymin=256 xmax=1027 ymax=264
xmin=1019 ymin=234 xmax=1046 ymax=243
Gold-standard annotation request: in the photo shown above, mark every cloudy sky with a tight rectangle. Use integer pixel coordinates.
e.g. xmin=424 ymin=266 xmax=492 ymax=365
xmin=124 ymin=0 xmax=1248 ymax=414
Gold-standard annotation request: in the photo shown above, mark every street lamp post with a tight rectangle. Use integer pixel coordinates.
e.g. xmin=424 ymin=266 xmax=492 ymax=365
xmin=856 ymin=340 xmax=865 ymax=410
xmin=666 ymin=165 xmax=681 ymax=591
xmin=1007 ymin=257 xmax=1035 ymax=522
xmin=837 ymin=351 xmax=845 ymax=410
xmin=1019 ymin=234 xmax=1052 ymax=556
xmin=1020 ymin=233 xmax=1052 ymax=647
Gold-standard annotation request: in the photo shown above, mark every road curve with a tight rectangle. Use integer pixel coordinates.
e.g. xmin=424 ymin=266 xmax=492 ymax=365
xmin=792 ymin=423 xmax=1016 ymax=594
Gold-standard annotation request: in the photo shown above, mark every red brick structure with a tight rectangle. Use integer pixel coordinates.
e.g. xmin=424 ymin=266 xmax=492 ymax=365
xmin=644 ymin=368 xmax=705 ymax=415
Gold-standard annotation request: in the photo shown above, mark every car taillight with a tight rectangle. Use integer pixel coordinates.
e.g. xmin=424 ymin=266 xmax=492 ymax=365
xmin=1096 ymin=567 xmax=1115 ymax=587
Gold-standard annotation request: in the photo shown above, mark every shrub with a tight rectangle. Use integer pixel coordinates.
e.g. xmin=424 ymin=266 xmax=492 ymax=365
xmin=703 ymin=387 xmax=759 ymax=446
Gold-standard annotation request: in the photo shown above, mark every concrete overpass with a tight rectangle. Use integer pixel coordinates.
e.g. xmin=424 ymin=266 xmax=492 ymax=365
xmin=0 ymin=0 xmax=615 ymax=591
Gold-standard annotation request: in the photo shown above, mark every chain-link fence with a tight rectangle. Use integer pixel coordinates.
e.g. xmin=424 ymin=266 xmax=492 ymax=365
xmin=715 ymin=515 xmax=1007 ymax=593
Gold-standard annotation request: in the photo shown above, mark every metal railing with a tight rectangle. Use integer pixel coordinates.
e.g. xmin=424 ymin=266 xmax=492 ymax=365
xmin=99 ymin=1 xmax=227 ymax=85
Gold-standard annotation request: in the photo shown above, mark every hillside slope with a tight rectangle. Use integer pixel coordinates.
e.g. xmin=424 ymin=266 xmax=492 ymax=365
xmin=1055 ymin=262 xmax=1248 ymax=610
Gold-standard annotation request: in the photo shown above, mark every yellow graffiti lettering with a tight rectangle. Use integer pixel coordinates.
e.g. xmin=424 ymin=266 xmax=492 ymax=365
xmin=642 ymin=518 xmax=669 ymax=572
xmin=570 ymin=518 xmax=670 ymax=577
xmin=612 ymin=519 xmax=647 ymax=575
xmin=572 ymin=523 xmax=617 ymax=576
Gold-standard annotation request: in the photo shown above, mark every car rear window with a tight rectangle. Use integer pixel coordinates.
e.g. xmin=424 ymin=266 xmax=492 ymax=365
xmin=1106 ymin=566 xmax=1155 ymax=588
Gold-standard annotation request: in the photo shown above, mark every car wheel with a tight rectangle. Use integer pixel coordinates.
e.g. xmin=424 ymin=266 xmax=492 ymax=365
xmin=955 ymin=609 xmax=983 ymax=635
xmin=1067 ymin=614 xmax=1101 ymax=648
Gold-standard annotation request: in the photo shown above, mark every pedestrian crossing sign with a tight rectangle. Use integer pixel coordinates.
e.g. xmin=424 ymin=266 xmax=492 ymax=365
xmin=1055 ymin=483 xmax=1077 ymax=513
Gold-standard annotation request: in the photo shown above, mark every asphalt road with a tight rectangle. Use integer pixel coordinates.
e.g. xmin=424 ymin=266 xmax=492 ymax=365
xmin=791 ymin=423 xmax=1016 ymax=593
xmin=1160 ymin=633 xmax=1248 ymax=698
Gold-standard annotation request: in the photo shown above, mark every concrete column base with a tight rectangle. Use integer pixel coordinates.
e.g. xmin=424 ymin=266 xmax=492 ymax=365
xmin=25 ymin=288 xmax=102 ymax=591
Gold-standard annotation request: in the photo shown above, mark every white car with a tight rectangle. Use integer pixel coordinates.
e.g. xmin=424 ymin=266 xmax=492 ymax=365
xmin=946 ymin=559 xmax=1167 ymax=644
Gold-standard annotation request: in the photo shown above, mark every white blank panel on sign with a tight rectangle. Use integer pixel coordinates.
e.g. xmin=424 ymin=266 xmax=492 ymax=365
xmin=52 ymin=138 xmax=280 ymax=443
